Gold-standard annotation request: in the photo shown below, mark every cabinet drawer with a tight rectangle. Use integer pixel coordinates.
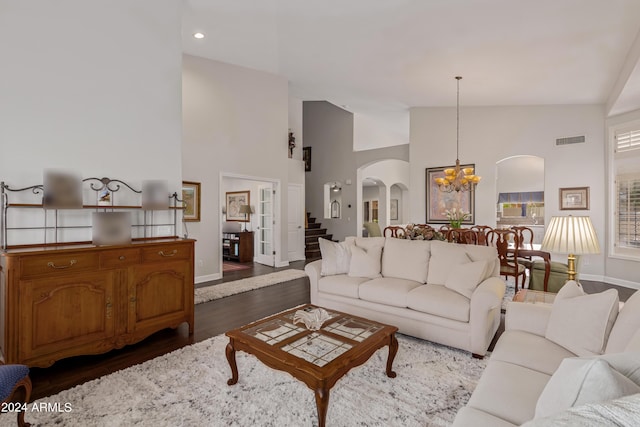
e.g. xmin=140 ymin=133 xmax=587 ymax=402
xmin=20 ymin=252 xmax=99 ymax=278
xmin=99 ymin=248 xmax=141 ymax=269
xmin=142 ymin=244 xmax=190 ymax=262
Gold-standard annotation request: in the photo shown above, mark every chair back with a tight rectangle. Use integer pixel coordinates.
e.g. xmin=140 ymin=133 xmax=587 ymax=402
xmin=486 ymin=229 xmax=520 ymax=268
xmin=444 ymin=228 xmax=480 ymax=244
xmin=510 ymin=226 xmax=534 ymax=249
xmin=471 ymin=225 xmax=492 ymax=245
xmin=383 ymin=226 xmax=406 ymax=238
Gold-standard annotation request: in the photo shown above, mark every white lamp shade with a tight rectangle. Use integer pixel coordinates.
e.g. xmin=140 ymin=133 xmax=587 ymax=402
xmin=541 ymin=216 xmax=601 ymax=255
xmin=238 ymin=205 xmax=252 ymax=215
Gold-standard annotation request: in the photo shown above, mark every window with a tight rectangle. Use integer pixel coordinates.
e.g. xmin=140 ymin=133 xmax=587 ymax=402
xmin=612 ymin=123 xmax=640 ymax=258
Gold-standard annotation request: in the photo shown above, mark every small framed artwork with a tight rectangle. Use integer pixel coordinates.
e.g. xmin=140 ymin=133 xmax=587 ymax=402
xmin=559 ymin=187 xmax=589 ymax=210
xmin=226 ymin=191 xmax=250 ymax=222
xmin=425 ymin=166 xmax=475 ymax=224
xmin=390 ymin=199 xmax=399 ymax=221
xmin=182 ymin=181 xmax=201 ymax=222
xmin=303 ymin=147 xmax=312 ymax=172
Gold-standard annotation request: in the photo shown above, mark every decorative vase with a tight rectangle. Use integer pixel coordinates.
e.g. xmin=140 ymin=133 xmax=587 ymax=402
xmin=450 ymin=220 xmax=462 ymax=228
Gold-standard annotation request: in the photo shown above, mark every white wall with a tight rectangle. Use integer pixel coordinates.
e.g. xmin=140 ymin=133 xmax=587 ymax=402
xmin=496 ymin=156 xmax=545 ymax=194
xmin=353 ymin=113 xmax=408 ymax=151
xmin=0 ymin=1 xmax=183 ymax=240
xmin=182 ymin=55 xmax=290 ymax=282
xmin=410 ymin=105 xmax=606 ymax=278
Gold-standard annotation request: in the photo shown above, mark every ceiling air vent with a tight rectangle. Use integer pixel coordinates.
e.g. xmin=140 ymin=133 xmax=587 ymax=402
xmin=556 ymin=135 xmax=585 ymax=146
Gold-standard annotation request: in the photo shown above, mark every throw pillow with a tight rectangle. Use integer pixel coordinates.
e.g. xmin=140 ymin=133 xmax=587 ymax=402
xmin=347 ymin=238 xmax=384 ymax=279
xmin=318 ymin=238 xmax=351 ymax=276
xmin=381 ymin=238 xmax=431 ymax=283
xmin=444 ymin=260 xmax=489 ymax=299
xmin=535 ymin=356 xmax=640 ymax=419
xmin=426 ymin=240 xmax=471 ymax=285
xmin=545 ymin=283 xmax=619 ymax=356
xmin=606 ymin=290 xmax=640 ymax=353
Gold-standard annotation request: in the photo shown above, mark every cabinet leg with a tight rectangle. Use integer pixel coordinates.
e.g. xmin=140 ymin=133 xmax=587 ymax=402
xmin=226 ymin=339 xmax=239 ymax=386
xmin=314 ymin=387 xmax=330 ymax=427
xmin=386 ymin=333 xmax=398 ymax=378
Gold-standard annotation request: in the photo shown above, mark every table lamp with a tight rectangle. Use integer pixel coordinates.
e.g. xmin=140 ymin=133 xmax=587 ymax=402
xmin=239 ymin=205 xmax=252 ymax=232
xmin=540 ymin=215 xmax=600 ymax=282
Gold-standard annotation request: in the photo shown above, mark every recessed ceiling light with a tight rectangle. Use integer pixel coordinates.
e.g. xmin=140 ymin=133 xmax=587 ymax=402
xmin=193 ymin=32 xmax=205 ymax=39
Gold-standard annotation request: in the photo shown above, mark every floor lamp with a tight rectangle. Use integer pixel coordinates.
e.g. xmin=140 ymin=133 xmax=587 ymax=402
xmin=540 ymin=215 xmax=601 ymax=282
xmin=239 ymin=205 xmax=252 ymax=232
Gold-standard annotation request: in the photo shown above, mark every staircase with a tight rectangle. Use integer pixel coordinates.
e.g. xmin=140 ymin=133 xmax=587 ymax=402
xmin=305 ymin=213 xmax=333 ymax=261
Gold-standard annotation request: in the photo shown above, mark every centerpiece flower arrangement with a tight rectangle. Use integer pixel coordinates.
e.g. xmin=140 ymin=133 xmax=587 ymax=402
xmin=404 ymin=224 xmax=445 ymax=241
xmin=444 ymin=208 xmax=470 ymax=228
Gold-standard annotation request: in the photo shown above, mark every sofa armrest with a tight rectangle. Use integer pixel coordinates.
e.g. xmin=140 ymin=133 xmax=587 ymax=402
xmin=505 ymin=302 xmax=553 ymax=337
xmin=469 ymin=277 xmax=506 ymax=356
xmin=304 ymin=260 xmax=322 ymax=305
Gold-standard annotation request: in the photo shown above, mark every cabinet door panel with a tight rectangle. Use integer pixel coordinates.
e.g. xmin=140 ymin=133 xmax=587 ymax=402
xmin=19 ymin=271 xmax=115 ymax=362
xmin=129 ymin=260 xmax=190 ymax=332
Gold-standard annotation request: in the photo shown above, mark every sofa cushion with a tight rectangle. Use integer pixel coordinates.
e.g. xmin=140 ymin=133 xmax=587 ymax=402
xmin=347 ymin=237 xmax=385 ymax=279
xmin=381 ymin=238 xmax=431 ymax=283
xmin=606 ymin=290 xmax=640 ymax=353
xmin=317 ymin=275 xmax=369 ymax=299
xmin=426 ymin=240 xmax=471 ymax=285
xmin=467 ymin=360 xmax=550 ymax=425
xmin=358 ymin=277 xmax=422 ymax=308
xmin=407 ymin=284 xmax=470 ymax=322
xmin=545 ymin=282 xmax=619 ymax=356
xmin=453 ymin=406 xmax=518 ymax=427
xmin=535 ymin=356 xmax=640 ymax=419
xmin=318 ymin=238 xmax=351 ymax=276
xmin=444 ymin=260 xmax=489 ymax=299
xmin=491 ymin=330 xmax=576 ymax=376
xmin=626 ymin=329 xmax=640 ymax=352
xmin=461 ymin=243 xmax=500 ymax=278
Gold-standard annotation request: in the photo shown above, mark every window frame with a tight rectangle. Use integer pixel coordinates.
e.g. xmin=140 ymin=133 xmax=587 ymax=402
xmin=609 ymin=119 xmax=640 ymax=261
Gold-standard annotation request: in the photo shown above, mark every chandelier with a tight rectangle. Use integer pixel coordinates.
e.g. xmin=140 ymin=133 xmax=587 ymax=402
xmin=434 ymin=76 xmax=481 ymax=193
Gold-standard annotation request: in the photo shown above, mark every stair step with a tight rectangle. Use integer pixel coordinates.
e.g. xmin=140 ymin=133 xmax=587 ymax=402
xmin=305 ymin=234 xmax=333 ymax=244
xmin=307 ymin=223 xmax=321 ymax=229
xmin=305 ymin=228 xmax=327 ymax=236
xmin=306 ymin=242 xmax=319 ymax=250
xmin=308 ymin=217 xmax=317 ymax=224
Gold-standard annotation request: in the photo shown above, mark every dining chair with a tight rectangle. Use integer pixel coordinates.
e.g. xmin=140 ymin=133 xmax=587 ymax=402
xmin=470 ymin=225 xmax=492 ymax=245
xmin=486 ymin=229 xmax=526 ymax=291
xmin=383 ymin=226 xmax=406 ymax=238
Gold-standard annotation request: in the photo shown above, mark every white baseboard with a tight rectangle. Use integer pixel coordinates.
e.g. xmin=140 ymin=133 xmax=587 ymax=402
xmin=288 ymin=255 xmax=306 ymax=262
xmin=603 ymin=276 xmax=640 ymax=290
xmin=195 ymin=273 xmax=221 ymax=284
xmin=275 ymin=260 xmax=290 ymax=268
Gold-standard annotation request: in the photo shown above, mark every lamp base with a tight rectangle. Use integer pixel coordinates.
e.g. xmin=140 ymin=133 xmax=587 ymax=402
xmin=566 ymin=253 xmax=576 ymax=282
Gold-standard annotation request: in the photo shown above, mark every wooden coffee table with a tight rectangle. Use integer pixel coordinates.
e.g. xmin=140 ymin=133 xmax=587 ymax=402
xmin=225 ymin=304 xmax=399 ymax=427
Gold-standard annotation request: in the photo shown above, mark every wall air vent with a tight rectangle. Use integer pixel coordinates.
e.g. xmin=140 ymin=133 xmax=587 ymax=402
xmin=556 ymin=135 xmax=585 ymax=146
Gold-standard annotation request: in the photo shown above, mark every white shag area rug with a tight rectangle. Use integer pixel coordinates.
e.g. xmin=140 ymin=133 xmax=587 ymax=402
xmin=7 ymin=334 xmax=487 ymax=427
xmin=195 ymin=269 xmax=308 ymax=304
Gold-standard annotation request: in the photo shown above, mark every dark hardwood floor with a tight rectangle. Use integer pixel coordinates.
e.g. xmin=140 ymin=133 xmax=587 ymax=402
xmin=27 ymin=259 xmax=635 ymax=401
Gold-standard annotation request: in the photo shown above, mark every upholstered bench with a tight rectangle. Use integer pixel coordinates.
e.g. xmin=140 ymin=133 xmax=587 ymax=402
xmin=0 ymin=364 xmax=32 ymax=427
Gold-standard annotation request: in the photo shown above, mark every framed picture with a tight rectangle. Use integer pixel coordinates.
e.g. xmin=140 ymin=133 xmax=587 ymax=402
xmin=425 ymin=166 xmax=475 ymax=224
xmin=303 ymin=147 xmax=312 ymax=172
xmin=182 ymin=181 xmax=201 ymax=222
xmin=390 ymin=199 xmax=399 ymax=220
xmin=559 ymin=187 xmax=589 ymax=210
xmin=226 ymin=191 xmax=250 ymax=222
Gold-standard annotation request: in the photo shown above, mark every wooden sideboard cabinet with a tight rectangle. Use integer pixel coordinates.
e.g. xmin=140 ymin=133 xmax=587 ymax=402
xmin=222 ymin=231 xmax=254 ymax=263
xmin=0 ymin=238 xmax=195 ymax=367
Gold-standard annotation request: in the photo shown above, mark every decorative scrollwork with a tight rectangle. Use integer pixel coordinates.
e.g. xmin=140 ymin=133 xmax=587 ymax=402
xmin=2 ymin=183 xmax=44 ymax=195
xmin=84 ymin=177 xmax=142 ymax=194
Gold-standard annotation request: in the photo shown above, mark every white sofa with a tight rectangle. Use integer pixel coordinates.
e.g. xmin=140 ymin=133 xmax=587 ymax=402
xmin=454 ymin=282 xmax=640 ymax=426
xmin=305 ymin=237 xmax=506 ymax=357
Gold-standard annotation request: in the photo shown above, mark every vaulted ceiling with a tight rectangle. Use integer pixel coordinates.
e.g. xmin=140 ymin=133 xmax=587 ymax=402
xmin=182 ymin=0 xmax=640 ymax=123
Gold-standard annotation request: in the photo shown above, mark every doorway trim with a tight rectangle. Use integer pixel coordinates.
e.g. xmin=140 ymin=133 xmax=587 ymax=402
xmin=219 ymin=172 xmax=285 ymax=275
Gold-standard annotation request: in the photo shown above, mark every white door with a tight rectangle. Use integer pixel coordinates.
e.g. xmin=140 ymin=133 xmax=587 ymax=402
xmin=256 ymin=184 xmax=275 ymax=266
xmin=287 ymin=184 xmax=305 ymax=261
